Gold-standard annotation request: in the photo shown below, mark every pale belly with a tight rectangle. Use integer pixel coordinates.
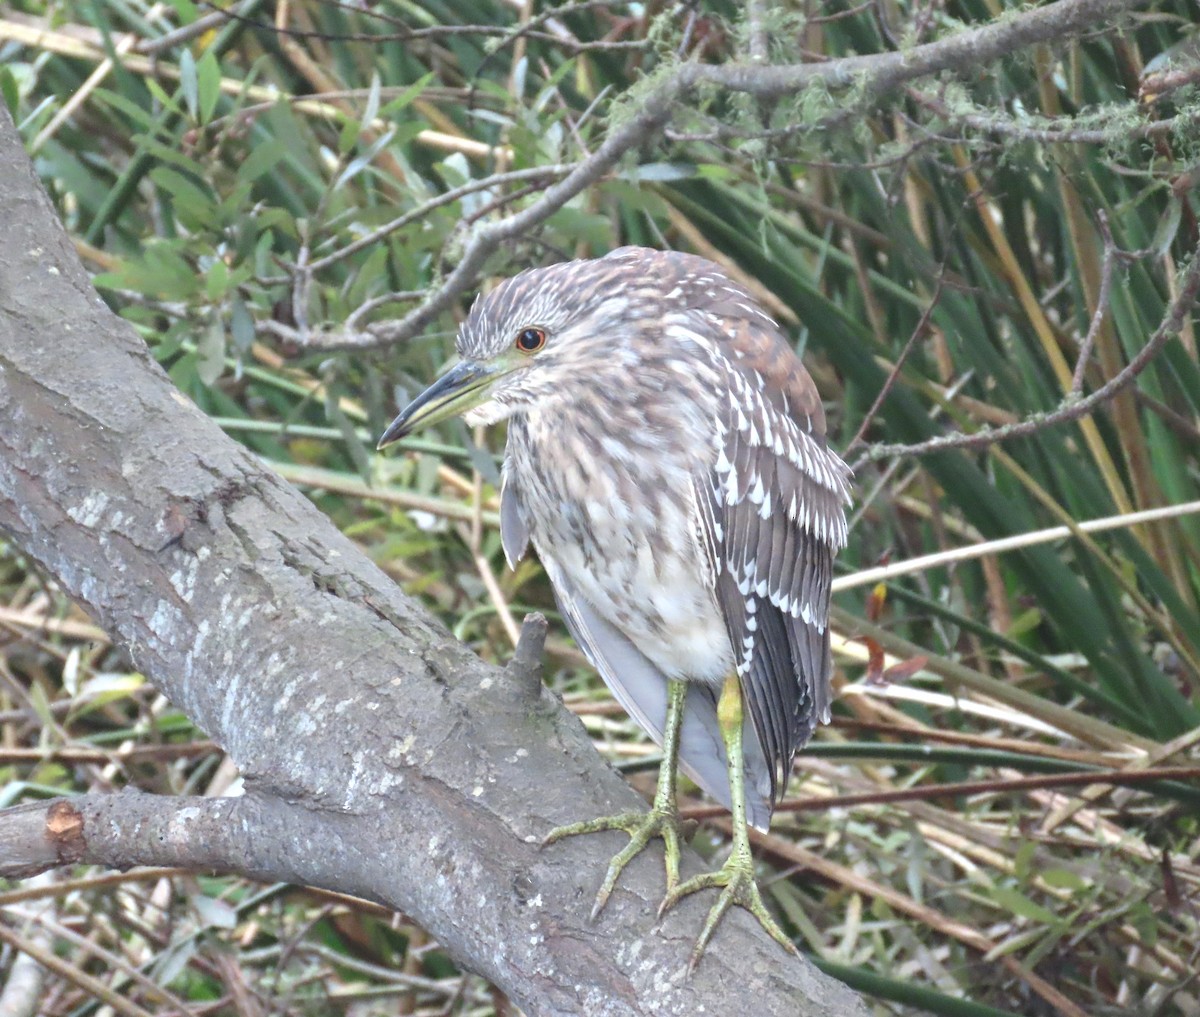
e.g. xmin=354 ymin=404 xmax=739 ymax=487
xmin=511 ymin=399 xmax=734 ymax=684
xmin=533 ymin=497 xmax=734 ymax=685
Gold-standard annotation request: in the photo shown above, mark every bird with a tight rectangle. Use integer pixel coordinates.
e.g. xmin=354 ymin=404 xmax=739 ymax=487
xmin=378 ymin=246 xmax=851 ymax=969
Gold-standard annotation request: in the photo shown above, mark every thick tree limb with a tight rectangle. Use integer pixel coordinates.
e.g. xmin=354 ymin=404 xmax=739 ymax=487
xmin=0 ymin=107 xmax=868 ymax=1016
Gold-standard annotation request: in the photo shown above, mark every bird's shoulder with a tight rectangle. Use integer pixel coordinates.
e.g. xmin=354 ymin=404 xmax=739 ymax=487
xmin=623 ymin=251 xmax=826 ymax=437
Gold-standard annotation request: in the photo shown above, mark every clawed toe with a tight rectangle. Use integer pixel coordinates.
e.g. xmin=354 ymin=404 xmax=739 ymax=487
xmin=658 ymin=850 xmax=798 ymax=973
xmin=543 ymin=807 xmax=684 ymax=919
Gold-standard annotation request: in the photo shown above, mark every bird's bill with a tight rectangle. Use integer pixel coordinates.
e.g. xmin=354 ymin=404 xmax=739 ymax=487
xmin=377 ymin=360 xmax=501 ymax=449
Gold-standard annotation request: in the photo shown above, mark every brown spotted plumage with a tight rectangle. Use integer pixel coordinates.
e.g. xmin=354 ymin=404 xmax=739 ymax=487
xmin=379 ymin=246 xmax=851 ymax=965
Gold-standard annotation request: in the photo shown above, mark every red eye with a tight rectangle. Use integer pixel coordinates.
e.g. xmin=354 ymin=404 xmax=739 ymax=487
xmin=514 ymin=327 xmax=546 ymax=353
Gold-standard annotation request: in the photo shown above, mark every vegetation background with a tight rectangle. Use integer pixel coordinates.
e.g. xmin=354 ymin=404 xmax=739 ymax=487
xmin=1 ymin=0 xmax=1198 ymax=1014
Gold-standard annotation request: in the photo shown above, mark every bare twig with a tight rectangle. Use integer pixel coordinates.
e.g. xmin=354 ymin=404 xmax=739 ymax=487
xmin=832 ymin=499 xmax=1200 ymax=591
xmin=683 ymin=766 xmax=1200 ymax=820
xmin=0 ymin=872 xmax=55 ymax=1017
xmin=359 ymin=0 xmax=1150 ymax=352
xmin=1072 ymin=211 xmax=1119 ymax=394
xmin=859 ymin=239 xmax=1200 ymax=464
xmin=847 ymin=269 xmax=947 ymax=451
xmin=194 ymin=0 xmax=645 ymax=50
xmin=0 ymin=921 xmax=156 ymax=1017
xmin=910 ymin=89 xmax=1200 ymax=144
xmin=507 ymin=613 xmax=548 ymax=701
xmin=365 ymin=90 xmax=678 ymax=347
xmin=677 ymin=0 xmax=701 ymax=58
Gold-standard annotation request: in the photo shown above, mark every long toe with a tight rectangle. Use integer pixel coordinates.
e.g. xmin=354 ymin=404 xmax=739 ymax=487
xmin=543 ymin=808 xmax=684 ymax=919
xmin=657 ymin=852 xmax=798 ymax=973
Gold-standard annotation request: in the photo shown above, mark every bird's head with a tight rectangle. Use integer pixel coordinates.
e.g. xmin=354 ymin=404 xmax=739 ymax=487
xmin=377 ymin=255 xmax=655 ymax=449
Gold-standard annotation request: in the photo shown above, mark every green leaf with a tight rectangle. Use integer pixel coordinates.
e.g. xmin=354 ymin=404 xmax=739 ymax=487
xmin=94 ymin=245 xmax=200 ymax=300
xmin=253 ymin=228 xmax=276 ymax=274
xmin=93 ymin=87 xmax=159 ymax=131
xmin=436 ymin=151 xmax=471 ymax=188
xmin=68 ymin=673 xmax=146 ymax=720
xmin=989 ymin=885 xmax=1060 ymax=926
xmin=150 ymin=167 xmax=216 ymax=228
xmin=1152 ymin=195 xmax=1182 ymax=257
xmin=1013 ymin=840 xmax=1036 ymax=883
xmin=338 ymin=115 xmax=361 ymax=156
xmin=165 ymin=0 xmax=199 ymax=23
xmin=379 ymin=72 xmax=435 ymax=118
xmin=143 ymin=77 xmax=182 ymax=115
xmin=1128 ymin=901 xmax=1158 ymax=949
xmin=205 ymin=258 xmax=229 ymax=302
xmin=180 ymin=48 xmax=198 ymax=120
xmin=197 ymin=48 xmax=222 ymax=124
xmin=151 ymin=941 xmax=196 ymax=987
xmin=1006 ymin=606 xmax=1042 ymax=640
xmin=135 ymin=135 xmax=211 ymax=174
xmin=197 ymin=316 xmax=227 ymax=385
xmin=346 ymin=245 xmax=389 ymax=308
xmin=229 ymin=296 xmax=256 ymax=355
xmin=1040 ymin=868 xmax=1087 ymax=892
xmin=336 ymin=128 xmax=396 ymax=190
xmin=362 ymin=71 xmax=381 ymax=130
xmin=0 ymin=66 xmax=19 ymax=118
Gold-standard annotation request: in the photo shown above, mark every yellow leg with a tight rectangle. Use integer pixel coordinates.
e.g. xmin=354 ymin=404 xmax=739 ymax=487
xmin=544 ymin=678 xmax=688 ymax=917
xmin=658 ymin=673 xmax=799 ymax=973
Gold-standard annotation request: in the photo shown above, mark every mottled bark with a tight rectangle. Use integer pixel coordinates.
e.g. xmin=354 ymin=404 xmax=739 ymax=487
xmin=0 ymin=105 xmax=867 ymax=1017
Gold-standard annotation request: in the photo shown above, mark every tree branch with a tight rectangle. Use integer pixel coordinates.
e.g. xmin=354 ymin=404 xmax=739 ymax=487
xmin=691 ymin=0 xmax=1143 ymax=98
xmin=0 ymin=105 xmax=868 ymax=1016
xmin=349 ymin=0 xmax=1149 ymax=351
xmin=859 ymin=239 xmax=1200 ymax=464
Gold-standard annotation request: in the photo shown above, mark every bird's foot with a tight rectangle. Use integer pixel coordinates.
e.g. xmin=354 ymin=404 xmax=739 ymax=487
xmin=658 ymin=843 xmax=798 ymax=974
xmin=543 ymin=807 xmax=683 ymax=919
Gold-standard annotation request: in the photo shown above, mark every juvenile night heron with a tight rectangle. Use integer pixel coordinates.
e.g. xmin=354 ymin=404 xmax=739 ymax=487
xmin=378 ymin=246 xmax=851 ymax=967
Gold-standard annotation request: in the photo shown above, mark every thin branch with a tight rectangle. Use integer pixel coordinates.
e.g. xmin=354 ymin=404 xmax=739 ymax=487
xmin=677 ymin=0 xmax=701 ymax=58
xmin=690 ymin=0 xmax=1144 ymax=98
xmin=860 ymin=239 xmax=1200 ymax=464
xmin=832 ymin=499 xmax=1200 ymax=592
xmin=805 ymin=0 xmax=878 ymax=26
xmin=364 ymin=87 xmax=679 ymax=347
xmin=682 ymin=766 xmax=1200 ymax=820
xmin=194 ymin=0 xmax=646 ymax=50
xmin=0 ymin=743 xmax=216 ymax=765
xmin=358 ymin=0 xmax=1151 ymax=351
xmin=0 ymin=872 xmax=55 ymax=1017
xmin=909 ymin=89 xmax=1200 ymax=144
xmin=0 ymin=923 xmax=156 ymax=1017
xmin=847 ymin=268 xmax=947 ymax=451
xmin=1072 ymin=211 xmax=1118 ymax=394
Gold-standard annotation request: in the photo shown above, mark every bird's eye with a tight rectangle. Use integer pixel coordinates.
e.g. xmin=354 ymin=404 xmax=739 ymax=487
xmin=514 ymin=327 xmax=547 ymax=354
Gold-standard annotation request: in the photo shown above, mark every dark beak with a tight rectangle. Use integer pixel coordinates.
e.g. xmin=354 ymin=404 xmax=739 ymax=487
xmin=377 ymin=360 xmax=498 ymax=450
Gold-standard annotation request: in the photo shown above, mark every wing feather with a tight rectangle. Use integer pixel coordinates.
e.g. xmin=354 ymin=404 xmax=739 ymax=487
xmin=689 ymin=310 xmax=852 ymax=812
xmin=500 ymin=462 xmax=530 ymax=569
